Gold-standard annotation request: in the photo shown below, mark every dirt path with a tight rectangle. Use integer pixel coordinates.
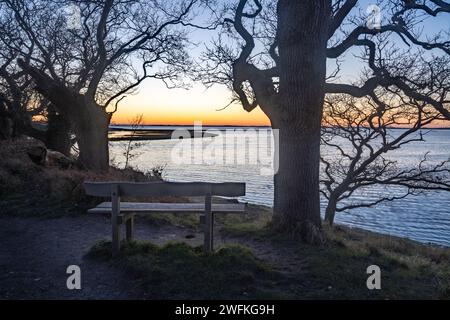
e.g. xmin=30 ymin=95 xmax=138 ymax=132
xmin=0 ymin=214 xmax=306 ymax=299
xmin=0 ymin=215 xmax=200 ymax=299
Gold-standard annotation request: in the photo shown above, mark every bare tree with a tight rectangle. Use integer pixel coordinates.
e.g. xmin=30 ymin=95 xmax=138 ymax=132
xmin=2 ymin=0 xmax=201 ymax=170
xmin=0 ymin=2 xmax=74 ymax=154
xmin=321 ymin=93 xmax=450 ymax=225
xmin=198 ymin=0 xmax=450 ymax=241
xmin=0 ymin=13 xmax=44 ymax=140
xmin=123 ymin=114 xmax=144 ymax=169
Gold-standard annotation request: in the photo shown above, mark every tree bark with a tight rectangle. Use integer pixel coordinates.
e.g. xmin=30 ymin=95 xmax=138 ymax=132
xmin=271 ymin=0 xmax=331 ymax=242
xmin=324 ymin=196 xmax=338 ymax=226
xmin=46 ymin=105 xmax=72 ymax=157
xmin=72 ymin=97 xmax=111 ymax=171
xmin=0 ymin=100 xmax=13 ymax=139
xmin=0 ymin=115 xmax=13 ymax=140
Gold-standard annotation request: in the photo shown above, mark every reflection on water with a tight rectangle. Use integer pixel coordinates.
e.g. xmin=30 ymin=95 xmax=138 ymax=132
xmin=110 ymin=127 xmax=450 ymax=247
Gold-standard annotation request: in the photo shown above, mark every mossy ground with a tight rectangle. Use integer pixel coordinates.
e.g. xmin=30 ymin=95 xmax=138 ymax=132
xmin=221 ymin=216 xmax=450 ymax=299
xmin=87 ymin=241 xmax=283 ymax=299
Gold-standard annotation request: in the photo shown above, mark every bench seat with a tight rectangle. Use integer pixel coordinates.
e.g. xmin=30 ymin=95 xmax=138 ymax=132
xmin=88 ymin=202 xmax=246 ymax=214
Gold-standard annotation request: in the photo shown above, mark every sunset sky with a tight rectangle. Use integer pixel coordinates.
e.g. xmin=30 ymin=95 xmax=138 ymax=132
xmin=110 ymin=1 xmax=450 ymax=127
xmin=110 ymin=80 xmax=272 ymax=126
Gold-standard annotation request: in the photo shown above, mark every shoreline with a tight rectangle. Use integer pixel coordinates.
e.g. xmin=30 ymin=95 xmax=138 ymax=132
xmin=109 ymin=129 xmax=218 ymax=141
xmin=107 ymin=126 xmax=450 ymax=141
xmin=211 ymin=198 xmax=450 ymax=249
xmin=109 ymin=124 xmax=450 ymax=130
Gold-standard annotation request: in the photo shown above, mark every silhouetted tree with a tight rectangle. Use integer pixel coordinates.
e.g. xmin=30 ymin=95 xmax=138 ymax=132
xmin=0 ymin=27 xmax=43 ymax=139
xmin=321 ymin=93 xmax=450 ymax=225
xmin=0 ymin=5 xmax=75 ymax=155
xmin=123 ymin=114 xmax=144 ymax=169
xmin=2 ymin=0 xmax=200 ymax=170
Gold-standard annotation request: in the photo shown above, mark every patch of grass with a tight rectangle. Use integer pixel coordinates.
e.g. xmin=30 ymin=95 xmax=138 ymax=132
xmin=137 ymin=201 xmax=274 ymax=232
xmin=277 ymin=227 xmax=450 ymax=299
xmin=87 ymin=240 xmax=284 ymax=299
xmin=219 ymin=204 xmax=273 ymax=238
xmin=139 ymin=212 xmax=200 ymax=230
xmin=219 ymin=211 xmax=450 ymax=299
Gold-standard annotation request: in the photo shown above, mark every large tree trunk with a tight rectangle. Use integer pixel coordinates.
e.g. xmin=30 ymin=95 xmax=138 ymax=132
xmin=272 ymin=0 xmax=331 ymax=242
xmin=0 ymin=101 xmax=14 ymax=140
xmin=46 ymin=105 xmax=72 ymax=157
xmin=0 ymin=115 xmax=13 ymax=140
xmin=72 ymin=97 xmax=111 ymax=171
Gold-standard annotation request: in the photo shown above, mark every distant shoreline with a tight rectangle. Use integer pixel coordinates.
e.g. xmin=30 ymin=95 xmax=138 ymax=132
xmin=109 ymin=125 xmax=272 ymax=130
xmin=109 ymin=129 xmax=217 ymax=141
xmin=108 ymin=125 xmax=450 ymax=141
xmin=110 ymin=124 xmax=450 ymax=130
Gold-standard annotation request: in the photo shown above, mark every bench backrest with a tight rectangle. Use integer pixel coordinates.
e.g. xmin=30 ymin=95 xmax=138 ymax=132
xmin=84 ymin=181 xmax=245 ymax=198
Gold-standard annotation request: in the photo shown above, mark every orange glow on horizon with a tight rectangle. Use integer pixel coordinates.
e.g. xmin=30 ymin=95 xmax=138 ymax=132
xmin=109 ymin=80 xmax=271 ymax=126
xmin=111 ymin=105 xmax=271 ymax=126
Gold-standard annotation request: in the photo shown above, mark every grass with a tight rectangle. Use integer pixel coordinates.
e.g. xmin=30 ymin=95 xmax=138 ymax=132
xmin=139 ymin=212 xmax=201 ymax=230
xmin=137 ymin=201 xmax=273 ymax=231
xmin=222 ymin=217 xmax=450 ymax=299
xmin=217 ymin=204 xmax=273 ymax=235
xmin=309 ymin=225 xmax=450 ymax=299
xmin=87 ymin=241 xmax=283 ymax=299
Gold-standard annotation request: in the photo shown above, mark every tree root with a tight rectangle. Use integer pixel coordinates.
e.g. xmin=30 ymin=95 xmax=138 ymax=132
xmin=270 ymin=216 xmax=326 ymax=245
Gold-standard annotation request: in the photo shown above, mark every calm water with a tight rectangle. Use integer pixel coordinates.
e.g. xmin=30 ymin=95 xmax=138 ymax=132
xmin=110 ymin=127 xmax=450 ymax=247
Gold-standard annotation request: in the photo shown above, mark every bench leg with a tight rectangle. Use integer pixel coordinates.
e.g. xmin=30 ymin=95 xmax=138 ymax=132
xmin=126 ymin=215 xmax=134 ymax=242
xmin=112 ymin=217 xmax=121 ymax=257
xmin=111 ymin=185 xmax=121 ymax=257
xmin=204 ymin=193 xmax=214 ymax=253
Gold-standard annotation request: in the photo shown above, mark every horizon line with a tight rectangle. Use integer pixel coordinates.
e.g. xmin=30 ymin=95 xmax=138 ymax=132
xmin=110 ymin=123 xmax=450 ymax=129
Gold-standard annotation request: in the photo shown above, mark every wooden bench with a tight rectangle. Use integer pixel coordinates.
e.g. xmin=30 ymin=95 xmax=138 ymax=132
xmin=84 ymin=181 xmax=246 ymax=256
